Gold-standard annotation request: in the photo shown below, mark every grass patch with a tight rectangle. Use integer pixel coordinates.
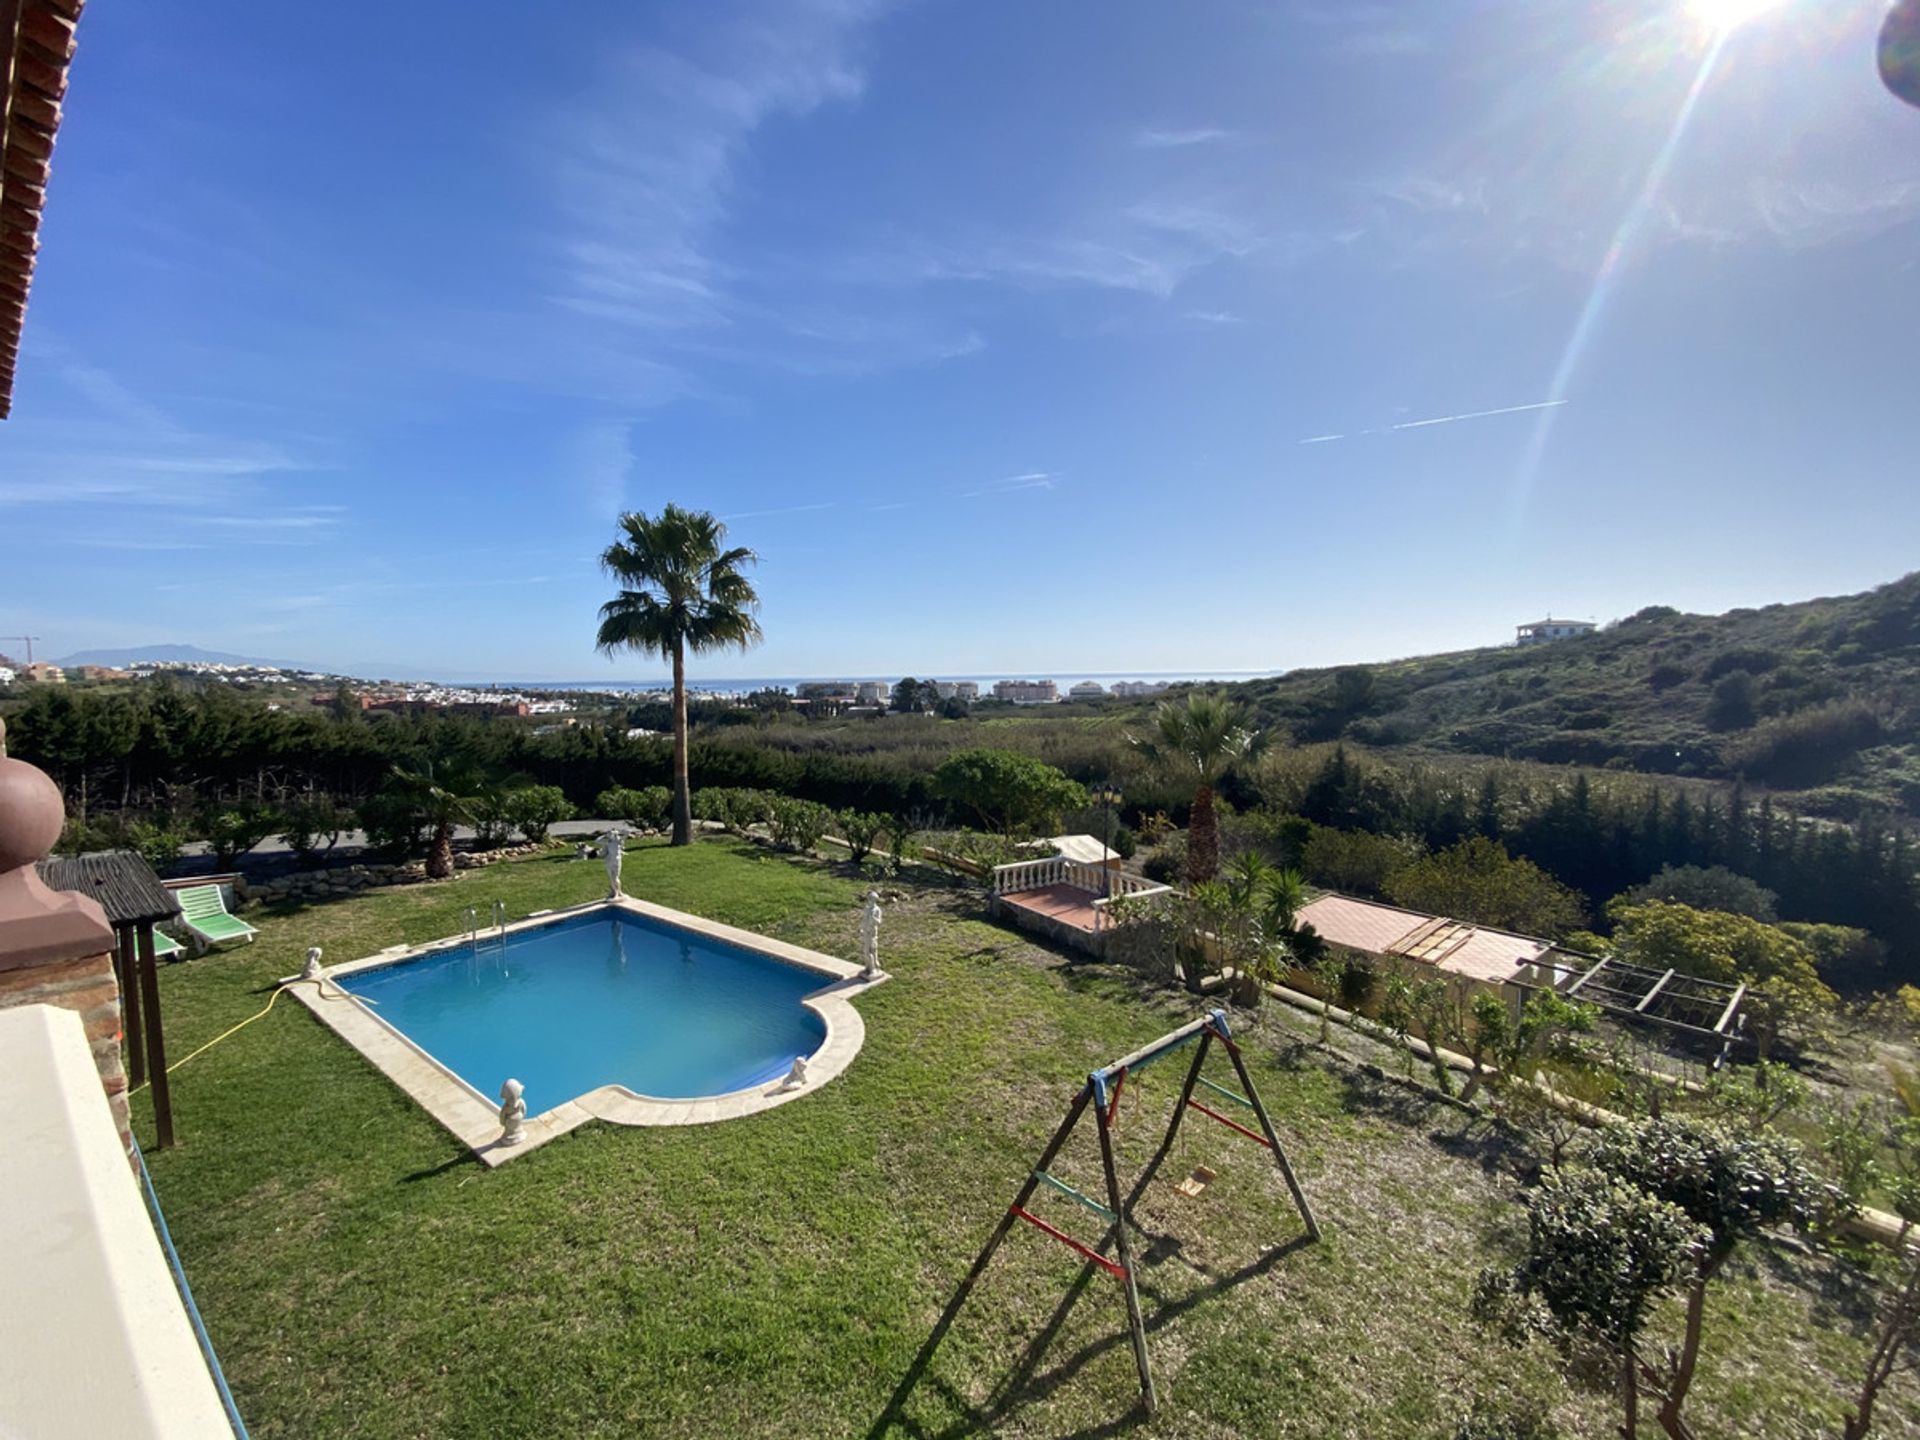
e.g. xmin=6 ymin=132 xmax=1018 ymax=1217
xmin=135 ymin=839 xmax=1914 ymax=1438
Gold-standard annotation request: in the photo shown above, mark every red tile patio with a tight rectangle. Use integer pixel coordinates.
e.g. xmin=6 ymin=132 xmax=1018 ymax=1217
xmin=1000 ymin=883 xmax=1102 ymax=933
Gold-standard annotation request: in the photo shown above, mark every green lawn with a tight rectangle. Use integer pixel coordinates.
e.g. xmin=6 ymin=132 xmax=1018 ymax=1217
xmin=135 ymin=839 xmax=1912 ymax=1438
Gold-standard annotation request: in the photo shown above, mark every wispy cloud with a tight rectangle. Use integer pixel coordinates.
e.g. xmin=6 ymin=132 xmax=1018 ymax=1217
xmin=546 ymin=2 xmax=885 ymax=333
xmin=1300 ymin=399 xmax=1566 ymax=445
xmin=1134 ymin=127 xmax=1235 ymax=150
xmin=957 ymin=471 xmax=1058 ymax=499
xmin=1184 ymin=310 xmax=1244 ymax=325
xmin=720 ymin=501 xmax=838 ymax=521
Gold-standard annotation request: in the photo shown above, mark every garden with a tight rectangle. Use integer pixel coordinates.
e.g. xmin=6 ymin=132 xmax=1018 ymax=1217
xmin=134 ymin=834 xmax=1919 ymax=1439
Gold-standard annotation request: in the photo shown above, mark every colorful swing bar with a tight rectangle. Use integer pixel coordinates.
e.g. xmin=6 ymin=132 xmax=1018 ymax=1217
xmin=1032 ymin=1168 xmax=1117 ymax=1221
xmin=962 ymin=1008 xmax=1319 ymax=1418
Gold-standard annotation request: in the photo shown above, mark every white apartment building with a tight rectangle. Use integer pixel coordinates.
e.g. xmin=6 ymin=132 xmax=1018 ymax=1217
xmin=993 ymin=679 xmax=1058 ymax=705
xmin=1067 ymin=680 xmax=1106 ymax=700
xmin=1110 ymin=680 xmax=1171 ymax=698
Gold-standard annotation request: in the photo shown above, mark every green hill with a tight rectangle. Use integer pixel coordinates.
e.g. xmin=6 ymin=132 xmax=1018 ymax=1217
xmin=1229 ymin=572 xmax=1920 ymax=821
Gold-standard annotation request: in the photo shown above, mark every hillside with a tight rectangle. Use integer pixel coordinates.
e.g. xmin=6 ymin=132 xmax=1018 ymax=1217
xmin=50 ymin=644 xmax=296 ymax=669
xmin=1229 ymin=572 xmax=1920 ymax=820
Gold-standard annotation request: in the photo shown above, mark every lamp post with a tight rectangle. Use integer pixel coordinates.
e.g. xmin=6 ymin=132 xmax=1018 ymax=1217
xmin=1092 ymin=782 xmax=1122 ymax=900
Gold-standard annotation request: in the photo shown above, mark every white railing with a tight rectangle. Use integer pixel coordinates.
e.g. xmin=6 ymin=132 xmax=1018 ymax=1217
xmin=993 ymin=857 xmax=1177 ymax=898
xmin=991 ymin=857 xmax=1070 ymax=895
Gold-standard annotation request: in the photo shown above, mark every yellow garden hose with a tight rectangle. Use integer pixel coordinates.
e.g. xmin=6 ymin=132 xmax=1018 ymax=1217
xmin=128 ymin=974 xmax=367 ymax=1097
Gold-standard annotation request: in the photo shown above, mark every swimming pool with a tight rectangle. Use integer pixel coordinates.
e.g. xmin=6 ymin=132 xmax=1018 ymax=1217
xmin=292 ymin=898 xmax=881 ymax=1162
xmin=338 ymin=910 xmax=829 ymax=1103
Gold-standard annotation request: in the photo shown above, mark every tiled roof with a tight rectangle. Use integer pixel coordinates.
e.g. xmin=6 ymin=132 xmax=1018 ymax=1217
xmin=1297 ymin=892 xmax=1551 ymax=985
xmin=1 ymin=0 xmax=85 ymax=419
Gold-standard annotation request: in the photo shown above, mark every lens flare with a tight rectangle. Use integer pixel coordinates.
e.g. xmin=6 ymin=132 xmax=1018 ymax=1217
xmin=1687 ymin=0 xmax=1784 ymax=32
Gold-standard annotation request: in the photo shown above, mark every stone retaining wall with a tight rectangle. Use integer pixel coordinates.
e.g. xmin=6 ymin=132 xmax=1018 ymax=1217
xmin=239 ymin=841 xmax=555 ymax=907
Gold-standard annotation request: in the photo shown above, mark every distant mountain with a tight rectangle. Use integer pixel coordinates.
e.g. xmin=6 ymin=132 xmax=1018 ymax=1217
xmin=51 ymin=644 xmax=304 ymax=669
xmin=1223 ymin=572 xmax=1920 ymax=820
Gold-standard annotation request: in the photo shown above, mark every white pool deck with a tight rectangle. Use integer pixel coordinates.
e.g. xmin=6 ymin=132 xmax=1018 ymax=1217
xmin=286 ymin=896 xmax=887 ymax=1166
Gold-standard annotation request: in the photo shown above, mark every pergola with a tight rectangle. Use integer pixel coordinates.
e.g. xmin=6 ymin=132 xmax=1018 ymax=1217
xmin=38 ymin=850 xmax=181 ymax=1145
xmin=1524 ymin=946 xmax=1750 ymax=1060
xmin=1 ymin=0 xmax=85 ymax=418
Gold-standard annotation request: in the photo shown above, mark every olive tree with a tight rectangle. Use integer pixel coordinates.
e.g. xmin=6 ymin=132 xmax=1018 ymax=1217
xmin=1583 ymin=1116 xmax=1841 ymax=1439
xmin=1474 ymin=1166 xmax=1707 ymax=1440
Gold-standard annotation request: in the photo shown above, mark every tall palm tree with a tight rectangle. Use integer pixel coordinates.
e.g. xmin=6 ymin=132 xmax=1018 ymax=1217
xmin=596 ymin=505 xmax=762 ymax=846
xmin=1130 ymin=693 xmax=1264 ymax=885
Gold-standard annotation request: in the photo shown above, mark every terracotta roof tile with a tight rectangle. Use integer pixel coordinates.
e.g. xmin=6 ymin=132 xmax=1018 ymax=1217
xmin=1 ymin=0 xmax=87 ymax=419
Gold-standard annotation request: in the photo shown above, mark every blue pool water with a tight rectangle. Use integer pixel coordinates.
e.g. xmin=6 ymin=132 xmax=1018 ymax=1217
xmin=338 ymin=911 xmax=829 ymax=1105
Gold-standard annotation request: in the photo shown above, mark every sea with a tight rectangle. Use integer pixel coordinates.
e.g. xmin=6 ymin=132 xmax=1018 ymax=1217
xmin=451 ymin=670 xmax=1275 ymax=698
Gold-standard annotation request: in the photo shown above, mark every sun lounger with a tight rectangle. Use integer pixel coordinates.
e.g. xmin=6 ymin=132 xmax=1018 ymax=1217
xmin=176 ymin=884 xmax=257 ymax=947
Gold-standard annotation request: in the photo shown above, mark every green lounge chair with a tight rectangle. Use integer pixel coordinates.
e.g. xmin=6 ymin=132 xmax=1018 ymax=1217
xmin=151 ymin=929 xmax=185 ymax=960
xmin=176 ymin=884 xmax=257 ymax=948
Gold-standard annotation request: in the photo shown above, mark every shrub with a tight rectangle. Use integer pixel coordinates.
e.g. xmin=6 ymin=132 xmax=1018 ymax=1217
xmin=1623 ymin=864 xmax=1777 ymax=921
xmin=1721 ymin=700 xmax=1884 ymax=787
xmin=1385 ymin=836 xmax=1585 ymax=939
xmin=768 ymin=796 xmax=833 ymax=851
xmin=196 ymin=803 xmax=281 ymax=869
xmin=930 ymin=749 xmax=1087 ymax=835
xmin=359 ymin=791 xmax=427 ymax=859
xmin=835 ymin=810 xmax=888 ymax=864
xmin=1298 ymin=824 xmax=1420 ymax=897
xmin=469 ymin=791 xmax=516 ymax=849
xmin=1647 ymin=662 xmax=1690 ymax=692
xmin=279 ymin=796 xmax=351 ymax=867
xmin=597 ymin=784 xmax=671 ymax=830
xmin=1706 ymin=671 xmax=1758 ymax=732
xmin=1141 ymin=839 xmax=1185 ymax=885
xmin=1103 ymin=895 xmax=1183 ymax=988
xmin=127 ymin=820 xmax=186 ymax=871
xmin=504 ymin=785 xmax=574 ymax=843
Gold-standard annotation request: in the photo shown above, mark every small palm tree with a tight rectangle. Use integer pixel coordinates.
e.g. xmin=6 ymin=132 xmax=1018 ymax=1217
xmin=1129 ymin=694 xmax=1264 ymax=884
xmin=391 ymin=756 xmax=485 ymax=880
xmin=596 ymin=505 xmax=762 ymax=845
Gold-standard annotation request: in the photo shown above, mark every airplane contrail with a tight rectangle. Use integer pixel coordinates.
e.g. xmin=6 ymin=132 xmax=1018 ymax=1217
xmin=1298 ymin=398 xmax=1567 ymax=445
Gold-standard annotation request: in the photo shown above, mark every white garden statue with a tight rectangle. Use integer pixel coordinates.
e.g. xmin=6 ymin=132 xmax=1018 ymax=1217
xmin=600 ymin=829 xmax=624 ymax=899
xmin=301 ymin=946 xmax=325 ymax=981
xmin=498 ymin=1078 xmax=527 ymax=1145
xmin=859 ymin=888 xmax=883 ymax=979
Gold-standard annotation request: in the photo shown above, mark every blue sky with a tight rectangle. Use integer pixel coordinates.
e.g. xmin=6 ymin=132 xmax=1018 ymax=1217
xmin=3 ymin=0 xmax=1917 ymax=682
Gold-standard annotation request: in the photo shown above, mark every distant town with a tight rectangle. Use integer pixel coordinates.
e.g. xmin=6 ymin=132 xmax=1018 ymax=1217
xmin=0 ymin=651 xmax=1183 ymax=715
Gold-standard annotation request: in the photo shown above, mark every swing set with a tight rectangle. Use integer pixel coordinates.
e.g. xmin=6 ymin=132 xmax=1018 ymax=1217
xmin=957 ymin=1009 xmax=1318 ymax=1415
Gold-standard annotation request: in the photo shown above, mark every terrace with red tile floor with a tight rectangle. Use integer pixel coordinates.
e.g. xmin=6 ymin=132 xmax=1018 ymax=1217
xmin=999 ymin=883 xmax=1101 ymax=933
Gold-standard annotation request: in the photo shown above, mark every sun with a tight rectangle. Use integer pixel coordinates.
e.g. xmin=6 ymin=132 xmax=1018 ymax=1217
xmin=1686 ymin=0 xmax=1785 ymax=32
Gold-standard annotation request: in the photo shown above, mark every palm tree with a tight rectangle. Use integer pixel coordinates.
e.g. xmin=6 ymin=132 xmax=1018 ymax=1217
xmin=391 ymin=756 xmax=485 ymax=880
xmin=1129 ymin=693 xmax=1264 ymax=885
xmin=596 ymin=505 xmax=762 ymax=846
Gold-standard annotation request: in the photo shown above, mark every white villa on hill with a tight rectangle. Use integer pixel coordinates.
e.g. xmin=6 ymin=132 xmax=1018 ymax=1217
xmin=1515 ymin=617 xmax=1596 ymax=646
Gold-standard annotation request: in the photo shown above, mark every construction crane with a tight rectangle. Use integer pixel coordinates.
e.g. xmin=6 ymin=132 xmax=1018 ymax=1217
xmin=2 ymin=636 xmax=42 ymax=664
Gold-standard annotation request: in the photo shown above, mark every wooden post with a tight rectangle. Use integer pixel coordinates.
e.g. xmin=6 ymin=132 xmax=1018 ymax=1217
xmin=947 ymin=1087 xmax=1095 ymax=1319
xmin=136 ymin=923 xmax=172 ymax=1149
xmin=116 ymin=925 xmax=145 ymax=1089
xmin=1094 ymin=1082 xmax=1156 ymax=1413
xmin=1220 ymin=1033 xmax=1318 ymax=1241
